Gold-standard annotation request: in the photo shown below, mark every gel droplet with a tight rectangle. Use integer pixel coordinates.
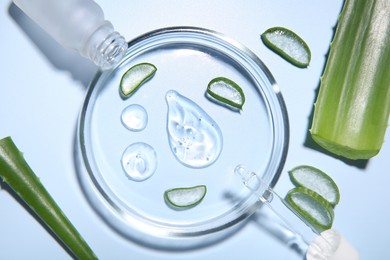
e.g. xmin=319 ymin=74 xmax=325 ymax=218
xmin=121 ymin=104 xmax=148 ymax=131
xmin=166 ymin=90 xmax=223 ymax=168
xmin=121 ymin=142 xmax=157 ymax=181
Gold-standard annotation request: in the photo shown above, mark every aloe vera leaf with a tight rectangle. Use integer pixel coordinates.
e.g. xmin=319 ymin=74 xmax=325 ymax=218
xmin=310 ymin=0 xmax=390 ymax=160
xmin=0 ymin=137 xmax=97 ymax=259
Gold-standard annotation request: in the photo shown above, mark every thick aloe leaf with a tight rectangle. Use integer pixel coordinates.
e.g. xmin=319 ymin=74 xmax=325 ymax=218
xmin=310 ymin=0 xmax=390 ymax=160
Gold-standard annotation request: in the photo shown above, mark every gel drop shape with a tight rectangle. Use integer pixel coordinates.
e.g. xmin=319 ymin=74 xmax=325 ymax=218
xmin=166 ymin=90 xmax=223 ymax=168
xmin=121 ymin=142 xmax=157 ymax=181
xmin=121 ymin=104 xmax=148 ymax=131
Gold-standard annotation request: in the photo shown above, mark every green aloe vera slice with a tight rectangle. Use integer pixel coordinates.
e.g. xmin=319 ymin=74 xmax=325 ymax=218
xmin=164 ymin=185 xmax=207 ymax=209
xmin=261 ymin=27 xmax=311 ymax=68
xmin=120 ymin=62 xmax=157 ymax=97
xmin=285 ymin=187 xmax=334 ymax=233
xmin=207 ymin=77 xmax=245 ymax=110
xmin=289 ymin=165 xmax=340 ymax=206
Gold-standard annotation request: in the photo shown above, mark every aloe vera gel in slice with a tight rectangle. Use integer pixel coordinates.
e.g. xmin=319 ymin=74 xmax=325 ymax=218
xmin=164 ymin=185 xmax=207 ymax=209
xmin=289 ymin=165 xmax=340 ymax=206
xmin=207 ymin=77 xmax=245 ymax=110
xmin=261 ymin=27 xmax=311 ymax=68
xmin=120 ymin=63 xmax=157 ymax=97
xmin=285 ymin=187 xmax=334 ymax=233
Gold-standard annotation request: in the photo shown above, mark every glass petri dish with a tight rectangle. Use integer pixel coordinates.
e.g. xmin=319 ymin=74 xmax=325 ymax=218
xmin=77 ymin=27 xmax=289 ymax=250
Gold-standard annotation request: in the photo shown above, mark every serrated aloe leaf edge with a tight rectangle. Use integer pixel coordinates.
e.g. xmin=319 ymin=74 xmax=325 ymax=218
xmin=310 ymin=0 xmax=390 ymax=160
xmin=0 ymin=136 xmax=97 ymax=259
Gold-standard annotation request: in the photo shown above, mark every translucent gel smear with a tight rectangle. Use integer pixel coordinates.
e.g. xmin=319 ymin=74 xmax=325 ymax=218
xmin=166 ymin=90 xmax=223 ymax=168
xmin=121 ymin=104 xmax=148 ymax=131
xmin=121 ymin=142 xmax=157 ymax=181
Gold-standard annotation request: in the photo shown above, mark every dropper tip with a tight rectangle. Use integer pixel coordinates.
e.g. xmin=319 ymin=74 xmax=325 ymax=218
xmin=234 ymin=164 xmax=251 ymax=181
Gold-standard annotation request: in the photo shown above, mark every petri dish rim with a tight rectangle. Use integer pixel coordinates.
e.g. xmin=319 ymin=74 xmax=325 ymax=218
xmin=77 ymin=26 xmax=289 ymax=249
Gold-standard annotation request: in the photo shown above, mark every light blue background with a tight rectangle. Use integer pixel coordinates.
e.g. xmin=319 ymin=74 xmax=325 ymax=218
xmin=1 ymin=0 xmax=389 ymax=259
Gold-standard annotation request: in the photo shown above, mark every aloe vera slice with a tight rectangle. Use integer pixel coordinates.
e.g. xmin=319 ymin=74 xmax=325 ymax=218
xmin=261 ymin=27 xmax=311 ymax=68
xmin=289 ymin=165 xmax=340 ymax=206
xmin=164 ymin=185 xmax=207 ymax=209
xmin=207 ymin=77 xmax=245 ymax=110
xmin=310 ymin=0 xmax=390 ymax=160
xmin=285 ymin=187 xmax=334 ymax=233
xmin=120 ymin=62 xmax=157 ymax=97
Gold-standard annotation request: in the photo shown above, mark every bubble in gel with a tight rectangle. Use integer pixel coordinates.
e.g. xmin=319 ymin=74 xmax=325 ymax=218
xmin=165 ymin=90 xmax=223 ymax=168
xmin=121 ymin=104 xmax=148 ymax=131
xmin=121 ymin=142 xmax=157 ymax=181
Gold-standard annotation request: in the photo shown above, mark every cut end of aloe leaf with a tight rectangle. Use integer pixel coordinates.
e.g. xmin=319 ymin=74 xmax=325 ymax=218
xmin=310 ymin=0 xmax=390 ymax=160
xmin=120 ymin=62 xmax=157 ymax=97
xmin=289 ymin=165 xmax=340 ymax=206
xmin=311 ymin=132 xmax=380 ymax=160
xmin=164 ymin=185 xmax=207 ymax=209
xmin=285 ymin=187 xmax=334 ymax=233
xmin=207 ymin=77 xmax=245 ymax=110
xmin=261 ymin=27 xmax=311 ymax=68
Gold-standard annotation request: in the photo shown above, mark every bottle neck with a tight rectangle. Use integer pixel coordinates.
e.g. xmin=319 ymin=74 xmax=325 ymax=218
xmin=13 ymin=0 xmax=128 ymax=70
xmin=82 ymin=21 xmax=128 ymax=70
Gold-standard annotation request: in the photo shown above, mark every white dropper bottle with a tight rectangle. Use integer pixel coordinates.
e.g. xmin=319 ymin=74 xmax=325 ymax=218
xmin=13 ymin=0 xmax=128 ymax=70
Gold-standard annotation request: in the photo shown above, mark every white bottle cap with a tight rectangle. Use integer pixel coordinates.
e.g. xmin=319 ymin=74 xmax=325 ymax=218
xmin=306 ymin=229 xmax=359 ymax=260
